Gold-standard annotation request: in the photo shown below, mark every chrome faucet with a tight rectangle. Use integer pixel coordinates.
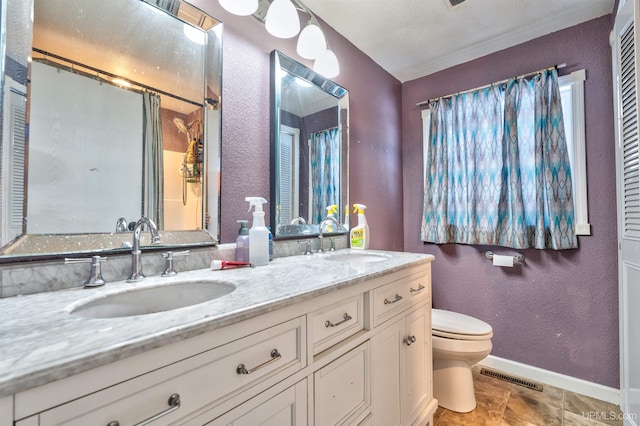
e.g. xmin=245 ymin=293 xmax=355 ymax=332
xmin=115 ymin=217 xmax=128 ymax=232
xmin=127 ymin=217 xmax=161 ymax=282
xmin=290 ymin=216 xmax=306 ymax=225
xmin=318 ymin=216 xmax=341 ymax=253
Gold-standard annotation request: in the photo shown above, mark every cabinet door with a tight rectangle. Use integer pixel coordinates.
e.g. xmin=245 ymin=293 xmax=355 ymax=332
xmin=371 ymin=318 xmax=403 ymax=426
xmin=207 ymin=380 xmax=307 ymax=426
xmin=0 ymin=396 xmax=12 ymax=426
xmin=403 ymin=305 xmax=431 ymax=426
xmin=314 ymin=342 xmax=370 ymax=425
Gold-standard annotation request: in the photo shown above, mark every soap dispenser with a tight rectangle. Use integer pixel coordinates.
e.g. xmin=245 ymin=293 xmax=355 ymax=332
xmin=235 ymin=220 xmax=250 ymax=263
xmin=245 ymin=197 xmax=269 ymax=266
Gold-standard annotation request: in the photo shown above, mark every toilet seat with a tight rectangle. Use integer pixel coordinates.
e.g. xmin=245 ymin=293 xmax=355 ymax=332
xmin=432 ymin=309 xmax=493 ymax=341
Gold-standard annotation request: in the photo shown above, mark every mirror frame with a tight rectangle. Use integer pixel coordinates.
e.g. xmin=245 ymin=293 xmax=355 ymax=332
xmin=0 ymin=0 xmax=223 ymax=263
xmin=269 ymin=50 xmax=349 ymax=239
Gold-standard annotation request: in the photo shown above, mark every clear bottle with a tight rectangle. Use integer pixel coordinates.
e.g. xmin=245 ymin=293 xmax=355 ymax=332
xmin=246 ymin=197 xmax=269 ymax=266
xmin=235 ymin=220 xmax=250 ymax=263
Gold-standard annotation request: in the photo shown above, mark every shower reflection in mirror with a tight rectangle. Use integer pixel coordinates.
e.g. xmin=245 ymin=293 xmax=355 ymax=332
xmin=27 ymin=53 xmax=205 ymax=234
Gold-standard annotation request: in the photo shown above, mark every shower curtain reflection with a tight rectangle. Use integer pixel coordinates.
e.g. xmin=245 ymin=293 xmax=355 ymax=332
xmin=143 ymin=92 xmax=165 ymax=229
xmin=310 ymin=127 xmax=340 ymax=223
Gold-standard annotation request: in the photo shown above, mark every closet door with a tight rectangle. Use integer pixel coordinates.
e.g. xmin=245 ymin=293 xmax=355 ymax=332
xmin=613 ymin=0 xmax=640 ymax=422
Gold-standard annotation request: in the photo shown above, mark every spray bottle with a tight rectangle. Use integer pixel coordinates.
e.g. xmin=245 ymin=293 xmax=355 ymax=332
xmin=325 ymin=204 xmax=338 ymax=232
xmin=350 ymin=204 xmax=370 ymax=250
xmin=245 ymin=197 xmax=269 ymax=266
xmin=343 ymin=206 xmax=350 ymax=232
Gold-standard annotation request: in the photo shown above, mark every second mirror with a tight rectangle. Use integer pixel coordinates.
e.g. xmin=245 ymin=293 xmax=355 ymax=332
xmin=270 ymin=50 xmax=349 ymax=239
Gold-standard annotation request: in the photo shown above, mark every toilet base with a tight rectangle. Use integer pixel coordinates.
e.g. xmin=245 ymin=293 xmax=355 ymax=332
xmin=433 ymin=358 xmax=477 ymax=413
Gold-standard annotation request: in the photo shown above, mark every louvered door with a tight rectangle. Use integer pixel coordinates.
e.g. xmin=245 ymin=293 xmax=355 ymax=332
xmin=613 ymin=0 xmax=640 ymax=422
xmin=1 ymin=76 xmax=27 ymax=247
xmin=278 ymin=125 xmax=299 ymax=226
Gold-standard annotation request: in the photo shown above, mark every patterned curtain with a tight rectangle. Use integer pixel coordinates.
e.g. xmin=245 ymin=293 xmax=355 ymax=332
xmin=310 ymin=127 xmax=340 ymax=223
xmin=421 ymin=69 xmax=578 ymax=250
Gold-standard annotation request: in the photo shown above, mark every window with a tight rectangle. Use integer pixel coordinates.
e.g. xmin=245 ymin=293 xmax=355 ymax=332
xmin=421 ymin=69 xmax=590 ymax=242
xmin=558 ymin=70 xmax=590 ymax=235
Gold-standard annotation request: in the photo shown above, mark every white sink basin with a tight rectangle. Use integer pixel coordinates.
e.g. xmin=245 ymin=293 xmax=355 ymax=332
xmin=69 ymin=281 xmax=236 ymax=318
xmin=323 ymin=251 xmax=391 ymax=263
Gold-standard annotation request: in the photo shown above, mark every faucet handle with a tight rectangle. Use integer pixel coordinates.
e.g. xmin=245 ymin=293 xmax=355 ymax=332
xmin=330 ymin=238 xmax=336 ymax=252
xmin=297 ymin=239 xmax=313 ymax=255
xmin=161 ymin=250 xmax=190 ymax=276
xmin=64 ymin=256 xmax=107 ymax=288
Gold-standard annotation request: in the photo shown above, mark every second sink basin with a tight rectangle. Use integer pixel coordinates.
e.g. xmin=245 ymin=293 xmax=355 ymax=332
xmin=69 ymin=281 xmax=236 ymax=319
xmin=323 ymin=251 xmax=391 ymax=263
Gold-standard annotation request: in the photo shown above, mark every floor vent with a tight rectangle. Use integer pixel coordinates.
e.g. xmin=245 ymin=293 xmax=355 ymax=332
xmin=480 ymin=368 xmax=544 ymax=392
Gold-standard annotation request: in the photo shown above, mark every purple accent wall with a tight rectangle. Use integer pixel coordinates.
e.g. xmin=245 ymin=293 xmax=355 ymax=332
xmin=402 ymin=16 xmax=619 ymax=387
xmin=189 ymin=1 xmax=404 ymax=247
xmin=187 ymin=1 xmax=618 ymax=387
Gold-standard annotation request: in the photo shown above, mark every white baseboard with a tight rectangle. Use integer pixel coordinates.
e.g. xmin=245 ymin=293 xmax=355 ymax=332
xmin=479 ymin=355 xmax=620 ymax=405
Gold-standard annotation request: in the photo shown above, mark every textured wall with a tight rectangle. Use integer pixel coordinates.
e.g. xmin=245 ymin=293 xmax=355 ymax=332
xmin=401 ymin=16 xmax=619 ymax=387
xmin=190 ymin=2 xmax=404 ymax=247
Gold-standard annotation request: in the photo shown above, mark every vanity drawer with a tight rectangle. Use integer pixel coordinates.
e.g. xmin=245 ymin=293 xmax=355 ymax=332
xmin=35 ymin=317 xmax=305 ymax=426
xmin=372 ymin=271 xmax=429 ymax=327
xmin=311 ymin=293 xmax=364 ymax=354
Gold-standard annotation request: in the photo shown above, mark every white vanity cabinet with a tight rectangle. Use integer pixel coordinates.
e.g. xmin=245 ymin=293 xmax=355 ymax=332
xmin=370 ymin=270 xmax=435 ymax=426
xmin=7 ymin=257 xmax=436 ymax=426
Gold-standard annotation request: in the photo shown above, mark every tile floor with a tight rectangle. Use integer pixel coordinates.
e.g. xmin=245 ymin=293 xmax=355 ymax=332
xmin=433 ymin=366 xmax=624 ymax=426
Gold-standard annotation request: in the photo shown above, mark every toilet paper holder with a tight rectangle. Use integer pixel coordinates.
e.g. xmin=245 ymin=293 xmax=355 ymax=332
xmin=485 ymin=251 xmax=525 ymax=263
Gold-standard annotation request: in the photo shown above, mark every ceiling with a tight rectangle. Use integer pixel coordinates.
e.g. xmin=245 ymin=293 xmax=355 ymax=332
xmin=32 ymin=0 xmax=221 ymax=113
xmin=302 ymin=0 xmax=615 ymax=83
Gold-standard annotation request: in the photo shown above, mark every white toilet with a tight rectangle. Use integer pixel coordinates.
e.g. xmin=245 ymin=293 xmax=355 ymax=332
xmin=432 ymin=309 xmax=493 ymax=413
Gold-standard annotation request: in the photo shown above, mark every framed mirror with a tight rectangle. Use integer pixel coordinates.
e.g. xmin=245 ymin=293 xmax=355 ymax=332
xmin=270 ymin=50 xmax=349 ymax=239
xmin=0 ymin=0 xmax=222 ymax=260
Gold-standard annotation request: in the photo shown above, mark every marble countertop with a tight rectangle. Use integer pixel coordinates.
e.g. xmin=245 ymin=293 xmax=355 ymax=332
xmin=0 ymin=249 xmax=433 ymax=397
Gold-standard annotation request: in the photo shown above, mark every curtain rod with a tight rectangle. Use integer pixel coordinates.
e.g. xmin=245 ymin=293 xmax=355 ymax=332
xmin=31 ymin=47 xmax=206 ymax=108
xmin=415 ymin=63 xmax=567 ymax=107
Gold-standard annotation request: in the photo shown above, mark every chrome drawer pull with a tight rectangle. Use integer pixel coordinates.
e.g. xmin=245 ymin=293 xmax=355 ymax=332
xmin=410 ymin=284 xmax=425 ymax=294
xmin=325 ymin=313 xmax=353 ymax=328
xmin=403 ymin=335 xmax=417 ymax=346
xmin=236 ymin=349 xmax=281 ymax=375
xmin=384 ymin=294 xmax=403 ymax=305
xmin=107 ymin=393 xmax=180 ymax=426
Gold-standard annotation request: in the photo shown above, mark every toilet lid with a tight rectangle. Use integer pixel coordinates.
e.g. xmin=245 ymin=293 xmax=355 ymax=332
xmin=432 ymin=309 xmax=493 ymax=337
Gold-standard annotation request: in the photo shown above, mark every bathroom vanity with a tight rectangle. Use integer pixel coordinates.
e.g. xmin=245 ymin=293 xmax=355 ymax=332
xmin=0 ymin=250 xmax=436 ymax=425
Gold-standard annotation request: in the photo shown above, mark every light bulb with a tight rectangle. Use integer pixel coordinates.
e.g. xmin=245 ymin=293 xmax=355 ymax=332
xmin=218 ymin=0 xmax=258 ymax=16
xmin=313 ymin=49 xmax=339 ymax=78
xmin=296 ymin=21 xmax=327 ymax=59
xmin=265 ymin=0 xmax=300 ymax=39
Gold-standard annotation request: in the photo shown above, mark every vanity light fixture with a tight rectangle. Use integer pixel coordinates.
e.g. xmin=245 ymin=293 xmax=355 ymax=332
xmin=111 ymin=78 xmax=132 ymax=88
xmin=218 ymin=0 xmax=259 ymax=16
xmin=265 ymin=0 xmax=300 ymax=38
xmin=313 ymin=47 xmax=340 ymax=79
xmin=183 ymin=24 xmax=206 ymax=45
xmin=221 ymin=0 xmax=340 ymax=78
xmin=296 ymin=17 xmax=326 ymax=60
